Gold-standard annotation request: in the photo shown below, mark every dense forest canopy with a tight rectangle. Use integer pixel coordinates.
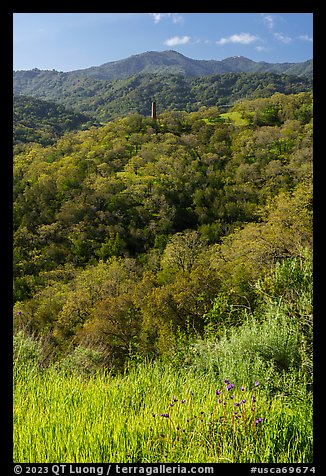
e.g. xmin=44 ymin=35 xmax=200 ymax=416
xmin=13 ymin=95 xmax=95 ymax=146
xmin=13 ymin=91 xmax=313 ymax=370
xmin=13 ymin=70 xmax=312 ymax=122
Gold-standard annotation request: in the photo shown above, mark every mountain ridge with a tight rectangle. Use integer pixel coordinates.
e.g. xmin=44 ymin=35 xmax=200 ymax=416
xmin=14 ymin=50 xmax=313 ymax=79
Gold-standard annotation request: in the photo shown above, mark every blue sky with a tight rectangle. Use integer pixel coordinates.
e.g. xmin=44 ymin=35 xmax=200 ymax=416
xmin=13 ymin=13 xmax=313 ymax=72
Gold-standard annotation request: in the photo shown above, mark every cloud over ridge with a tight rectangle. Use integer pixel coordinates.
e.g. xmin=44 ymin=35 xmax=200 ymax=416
xmin=216 ymin=33 xmax=259 ymax=45
xmin=164 ymin=35 xmax=190 ymax=46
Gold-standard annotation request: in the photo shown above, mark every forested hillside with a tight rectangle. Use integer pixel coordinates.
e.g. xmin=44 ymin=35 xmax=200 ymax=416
xmin=13 ymin=95 xmax=95 ymax=146
xmin=13 ymin=70 xmax=312 ymax=122
xmin=14 ymin=91 xmax=312 ymax=370
xmin=13 ymin=76 xmax=313 ymax=461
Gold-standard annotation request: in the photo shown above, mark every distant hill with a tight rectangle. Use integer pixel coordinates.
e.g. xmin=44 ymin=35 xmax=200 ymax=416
xmin=69 ymin=51 xmax=313 ymax=80
xmin=13 ymin=95 xmax=94 ymax=146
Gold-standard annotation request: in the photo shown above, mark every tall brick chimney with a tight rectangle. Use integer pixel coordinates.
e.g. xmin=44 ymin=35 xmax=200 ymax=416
xmin=151 ymin=101 xmax=157 ymax=121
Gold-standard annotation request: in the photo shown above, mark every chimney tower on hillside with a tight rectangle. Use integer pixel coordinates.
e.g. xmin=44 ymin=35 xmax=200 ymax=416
xmin=151 ymin=101 xmax=157 ymax=121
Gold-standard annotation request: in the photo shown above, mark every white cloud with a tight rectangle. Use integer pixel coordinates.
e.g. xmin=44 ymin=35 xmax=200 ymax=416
xmin=149 ymin=13 xmax=183 ymax=24
xmin=216 ymin=33 xmax=259 ymax=45
xmin=298 ymin=34 xmax=313 ymax=42
xmin=261 ymin=15 xmax=296 ymax=46
xmin=274 ymin=32 xmax=292 ymax=44
xmin=171 ymin=14 xmax=183 ymax=24
xmin=164 ymin=35 xmax=190 ymax=46
xmin=255 ymin=45 xmax=270 ymax=52
xmin=262 ymin=14 xmax=275 ymax=30
xmin=150 ymin=13 xmax=165 ymax=23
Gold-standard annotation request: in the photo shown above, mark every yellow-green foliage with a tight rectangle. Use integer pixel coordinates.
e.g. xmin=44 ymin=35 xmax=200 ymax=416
xmin=220 ymin=111 xmax=249 ymax=126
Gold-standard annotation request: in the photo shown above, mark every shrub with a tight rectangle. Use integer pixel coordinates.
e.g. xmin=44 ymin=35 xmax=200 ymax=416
xmin=185 ymin=303 xmax=303 ymax=397
xmin=58 ymin=345 xmax=105 ymax=376
xmin=13 ymin=331 xmax=44 ymax=368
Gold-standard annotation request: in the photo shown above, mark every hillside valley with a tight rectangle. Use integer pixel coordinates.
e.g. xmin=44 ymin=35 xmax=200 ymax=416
xmin=13 ymin=49 xmax=314 ymax=463
xmin=14 ymin=90 xmax=312 ymax=356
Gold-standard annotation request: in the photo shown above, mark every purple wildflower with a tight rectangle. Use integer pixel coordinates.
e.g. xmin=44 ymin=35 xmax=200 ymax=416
xmin=172 ymin=396 xmax=178 ymax=402
xmin=255 ymin=417 xmax=263 ymax=425
xmin=180 ymin=399 xmax=186 ymax=404
xmin=230 ymin=394 xmax=234 ymax=399
xmin=215 ymin=390 xmax=221 ymax=395
xmin=240 ymin=386 xmax=245 ymax=391
xmin=240 ymin=399 xmax=247 ymax=404
xmin=233 ymin=402 xmax=240 ymax=406
xmin=255 ymin=381 xmax=260 ymax=387
xmin=17 ymin=310 xmax=22 ymax=316
xmin=159 ymin=413 xmax=169 ymax=418
xmin=252 ymin=395 xmax=256 ymax=403
xmin=226 ymin=383 xmax=235 ymax=391
xmin=224 ymin=379 xmax=230 ymax=384
xmin=217 ymin=398 xmax=222 ymax=404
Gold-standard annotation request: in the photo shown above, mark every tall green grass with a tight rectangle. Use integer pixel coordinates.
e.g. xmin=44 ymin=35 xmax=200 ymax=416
xmin=14 ymin=356 xmax=312 ymax=463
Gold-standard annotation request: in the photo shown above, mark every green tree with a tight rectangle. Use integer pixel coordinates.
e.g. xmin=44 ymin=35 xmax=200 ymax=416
xmin=161 ymin=230 xmax=207 ymax=275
